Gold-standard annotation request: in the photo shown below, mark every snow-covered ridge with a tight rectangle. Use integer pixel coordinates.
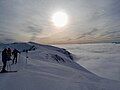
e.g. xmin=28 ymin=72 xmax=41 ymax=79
xmin=0 ymin=42 xmax=36 ymax=52
xmin=0 ymin=42 xmax=120 ymax=90
xmin=0 ymin=42 xmax=73 ymax=61
xmin=0 ymin=42 xmax=90 ymax=72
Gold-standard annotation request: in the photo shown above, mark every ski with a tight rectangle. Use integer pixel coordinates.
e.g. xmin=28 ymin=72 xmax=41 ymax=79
xmin=0 ymin=71 xmax=17 ymax=73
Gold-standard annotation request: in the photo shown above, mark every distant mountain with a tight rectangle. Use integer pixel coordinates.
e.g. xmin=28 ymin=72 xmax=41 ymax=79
xmin=112 ymin=41 xmax=120 ymax=44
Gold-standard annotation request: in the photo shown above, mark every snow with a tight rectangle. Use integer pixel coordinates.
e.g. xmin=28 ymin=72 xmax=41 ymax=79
xmin=0 ymin=42 xmax=120 ymax=90
xmin=55 ymin=43 xmax=120 ymax=81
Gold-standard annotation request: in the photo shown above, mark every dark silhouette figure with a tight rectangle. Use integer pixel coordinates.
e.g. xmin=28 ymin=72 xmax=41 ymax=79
xmin=1 ymin=48 xmax=8 ymax=72
xmin=7 ymin=48 xmax=12 ymax=61
xmin=12 ymin=49 xmax=20 ymax=64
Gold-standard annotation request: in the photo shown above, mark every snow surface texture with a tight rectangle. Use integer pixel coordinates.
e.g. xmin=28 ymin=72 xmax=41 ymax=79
xmin=55 ymin=43 xmax=120 ymax=81
xmin=0 ymin=42 xmax=120 ymax=90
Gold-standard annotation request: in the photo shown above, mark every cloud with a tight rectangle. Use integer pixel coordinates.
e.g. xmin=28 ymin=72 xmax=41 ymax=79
xmin=76 ymin=28 xmax=99 ymax=39
xmin=0 ymin=38 xmax=16 ymax=43
xmin=0 ymin=33 xmax=4 ymax=36
xmin=0 ymin=0 xmax=120 ymax=44
xmin=26 ymin=24 xmax=42 ymax=41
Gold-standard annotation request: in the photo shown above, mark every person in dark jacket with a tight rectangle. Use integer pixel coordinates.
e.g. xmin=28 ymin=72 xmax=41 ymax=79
xmin=7 ymin=48 xmax=12 ymax=61
xmin=12 ymin=49 xmax=20 ymax=64
xmin=1 ymin=48 xmax=8 ymax=72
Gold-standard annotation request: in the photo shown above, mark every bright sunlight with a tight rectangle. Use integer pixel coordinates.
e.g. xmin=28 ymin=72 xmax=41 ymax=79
xmin=52 ymin=11 xmax=68 ymax=27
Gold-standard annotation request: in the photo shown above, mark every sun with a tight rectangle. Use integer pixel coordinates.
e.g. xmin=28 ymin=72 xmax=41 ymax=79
xmin=52 ymin=11 xmax=68 ymax=27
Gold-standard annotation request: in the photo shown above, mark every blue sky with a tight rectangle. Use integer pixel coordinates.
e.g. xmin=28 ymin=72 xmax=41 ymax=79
xmin=0 ymin=0 xmax=120 ymax=44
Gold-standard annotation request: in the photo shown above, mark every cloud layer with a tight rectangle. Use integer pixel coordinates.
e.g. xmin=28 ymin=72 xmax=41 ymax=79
xmin=0 ymin=0 xmax=120 ymax=44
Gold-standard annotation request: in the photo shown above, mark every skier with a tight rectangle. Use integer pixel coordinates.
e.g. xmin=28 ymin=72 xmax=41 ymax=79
xmin=1 ymin=48 xmax=8 ymax=72
xmin=12 ymin=49 xmax=20 ymax=64
xmin=7 ymin=48 xmax=12 ymax=61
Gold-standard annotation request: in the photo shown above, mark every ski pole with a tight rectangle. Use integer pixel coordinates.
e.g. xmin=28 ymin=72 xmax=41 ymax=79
xmin=26 ymin=50 xmax=28 ymax=64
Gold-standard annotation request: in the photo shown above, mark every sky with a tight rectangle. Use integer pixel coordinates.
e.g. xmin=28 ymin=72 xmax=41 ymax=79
xmin=0 ymin=0 xmax=120 ymax=44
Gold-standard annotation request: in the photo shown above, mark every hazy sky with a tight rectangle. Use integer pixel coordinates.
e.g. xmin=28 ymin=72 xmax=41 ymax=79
xmin=0 ymin=0 xmax=120 ymax=44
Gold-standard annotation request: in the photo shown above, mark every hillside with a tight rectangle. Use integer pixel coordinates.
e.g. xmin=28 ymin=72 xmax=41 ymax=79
xmin=0 ymin=42 xmax=120 ymax=90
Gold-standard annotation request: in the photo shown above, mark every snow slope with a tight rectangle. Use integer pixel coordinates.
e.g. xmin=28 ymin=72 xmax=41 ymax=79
xmin=0 ymin=42 xmax=120 ymax=90
xmin=55 ymin=43 xmax=120 ymax=81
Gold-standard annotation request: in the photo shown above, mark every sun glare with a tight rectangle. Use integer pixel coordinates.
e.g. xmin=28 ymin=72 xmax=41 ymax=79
xmin=52 ymin=11 xmax=68 ymax=27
